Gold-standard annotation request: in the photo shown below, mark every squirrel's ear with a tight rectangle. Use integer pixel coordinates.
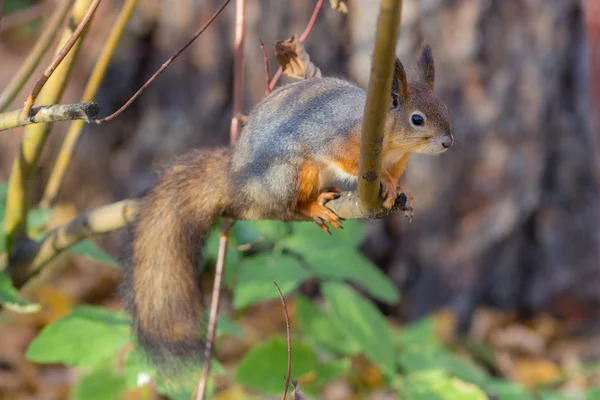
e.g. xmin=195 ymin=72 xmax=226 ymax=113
xmin=418 ymin=45 xmax=435 ymax=91
xmin=391 ymin=57 xmax=410 ymax=107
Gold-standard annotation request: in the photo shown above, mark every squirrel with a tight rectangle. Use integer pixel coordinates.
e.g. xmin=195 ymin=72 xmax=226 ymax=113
xmin=122 ymin=45 xmax=453 ymax=366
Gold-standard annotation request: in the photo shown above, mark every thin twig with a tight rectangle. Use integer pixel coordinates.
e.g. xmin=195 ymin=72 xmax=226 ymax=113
xmin=268 ymin=0 xmax=324 ymax=91
xmin=0 ymin=102 xmax=99 ymax=131
xmin=0 ymin=0 xmax=75 ymax=112
xmin=22 ymin=0 xmax=101 ymax=116
xmin=195 ymin=219 xmax=233 ymax=400
xmin=260 ymin=40 xmax=272 ymax=96
xmin=196 ymin=0 xmax=245 ymax=398
xmin=4 ymin=0 xmax=96 ymax=256
xmin=40 ymin=0 xmax=139 ymax=207
xmin=357 ymin=0 xmax=403 ymax=214
xmin=274 ymin=282 xmax=292 ymax=400
xmin=93 ymin=0 xmax=233 ymax=125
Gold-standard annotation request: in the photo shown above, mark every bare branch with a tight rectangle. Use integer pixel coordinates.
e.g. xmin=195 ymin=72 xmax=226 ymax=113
xmin=4 ymin=0 xmax=95 ymax=258
xmin=274 ymin=282 xmax=292 ymax=400
xmin=22 ymin=0 xmax=101 ymax=115
xmin=6 ymin=200 xmax=139 ymax=287
xmin=41 ymin=0 xmax=139 ymax=208
xmin=93 ymin=0 xmax=233 ymax=125
xmin=260 ymin=40 xmax=272 ymax=96
xmin=268 ymin=0 xmax=324 ymax=91
xmin=0 ymin=102 xmax=99 ymax=131
xmin=357 ymin=0 xmax=403 ymax=214
xmin=0 ymin=0 xmax=75 ymax=112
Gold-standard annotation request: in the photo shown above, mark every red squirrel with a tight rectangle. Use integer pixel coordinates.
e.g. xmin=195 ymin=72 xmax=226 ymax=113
xmin=123 ymin=45 xmax=453 ymax=365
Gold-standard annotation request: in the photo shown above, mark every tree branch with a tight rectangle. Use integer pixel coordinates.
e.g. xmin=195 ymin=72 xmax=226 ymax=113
xmin=5 ymin=200 xmax=139 ymax=288
xmin=357 ymin=0 xmax=403 ymax=214
xmin=22 ymin=0 xmax=101 ymax=116
xmin=0 ymin=0 xmax=75 ymax=112
xmin=40 ymin=0 xmax=139 ymax=208
xmin=0 ymin=102 xmax=99 ymax=131
xmin=92 ymin=0 xmax=233 ymax=125
xmin=4 ymin=0 xmax=95 ymax=257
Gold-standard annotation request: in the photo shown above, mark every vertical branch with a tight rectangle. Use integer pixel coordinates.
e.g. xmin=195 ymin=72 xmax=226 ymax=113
xmin=196 ymin=0 xmax=246 ymax=399
xmin=260 ymin=40 xmax=272 ymax=96
xmin=357 ymin=0 xmax=402 ymax=214
xmin=229 ymin=0 xmax=246 ymax=144
xmin=40 ymin=0 xmax=139 ymax=208
xmin=4 ymin=0 xmax=95 ymax=256
xmin=274 ymin=283 xmax=292 ymax=400
xmin=0 ymin=0 xmax=75 ymax=112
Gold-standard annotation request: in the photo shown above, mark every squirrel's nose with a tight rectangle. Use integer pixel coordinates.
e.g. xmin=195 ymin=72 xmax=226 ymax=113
xmin=442 ymin=133 xmax=454 ymax=149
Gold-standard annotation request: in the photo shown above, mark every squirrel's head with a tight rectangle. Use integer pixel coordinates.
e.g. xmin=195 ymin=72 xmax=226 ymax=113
xmin=388 ymin=45 xmax=453 ymax=155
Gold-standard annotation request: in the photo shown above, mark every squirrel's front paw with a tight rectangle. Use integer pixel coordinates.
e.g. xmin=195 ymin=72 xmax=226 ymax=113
xmin=398 ymin=188 xmax=415 ymax=221
xmin=380 ymin=176 xmax=398 ymax=210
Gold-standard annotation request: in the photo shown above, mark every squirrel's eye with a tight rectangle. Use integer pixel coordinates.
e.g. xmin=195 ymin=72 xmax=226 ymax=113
xmin=411 ymin=113 xmax=425 ymax=127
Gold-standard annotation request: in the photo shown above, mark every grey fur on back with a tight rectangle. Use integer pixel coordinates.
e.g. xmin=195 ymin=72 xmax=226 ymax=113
xmin=229 ymin=78 xmax=366 ymax=219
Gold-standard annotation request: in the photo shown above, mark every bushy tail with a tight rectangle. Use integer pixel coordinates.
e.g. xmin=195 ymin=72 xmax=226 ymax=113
xmin=122 ymin=148 xmax=232 ymax=366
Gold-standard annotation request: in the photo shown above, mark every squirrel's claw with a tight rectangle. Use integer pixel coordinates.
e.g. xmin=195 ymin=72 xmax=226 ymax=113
xmin=398 ymin=188 xmax=415 ymax=221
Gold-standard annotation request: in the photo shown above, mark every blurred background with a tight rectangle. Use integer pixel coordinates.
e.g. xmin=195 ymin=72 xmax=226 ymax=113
xmin=1 ymin=0 xmax=600 ymax=398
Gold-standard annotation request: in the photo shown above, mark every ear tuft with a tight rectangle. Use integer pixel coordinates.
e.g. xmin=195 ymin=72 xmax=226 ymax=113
xmin=418 ymin=44 xmax=435 ymax=91
xmin=391 ymin=57 xmax=410 ymax=107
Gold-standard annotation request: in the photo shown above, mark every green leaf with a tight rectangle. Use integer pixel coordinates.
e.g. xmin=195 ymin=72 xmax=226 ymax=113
xmin=537 ymin=391 xmax=577 ymax=400
xmin=393 ymin=317 xmax=438 ymax=348
xmin=304 ymin=249 xmax=400 ymax=304
xmin=234 ymin=253 xmax=312 ymax=309
xmin=232 ymin=220 xmax=290 ymax=245
xmin=280 ymin=219 xmax=366 ymax=253
xmin=27 ymin=207 xmax=51 ymax=232
xmin=0 ymin=271 xmax=40 ymax=313
xmin=216 ymin=315 xmax=244 ymax=337
xmin=236 ymin=337 xmax=339 ymax=395
xmin=295 ymin=294 xmax=360 ymax=355
xmin=483 ymin=379 xmax=533 ymax=400
xmin=586 ymin=389 xmax=600 ymax=400
xmin=322 ymin=282 xmax=395 ymax=376
xmin=401 ymin=369 xmax=488 ymax=400
xmin=71 ymin=359 xmax=127 ymax=400
xmin=397 ymin=343 xmax=489 ymax=387
xmin=68 ymin=240 xmax=120 ymax=267
xmin=26 ymin=306 xmax=131 ymax=367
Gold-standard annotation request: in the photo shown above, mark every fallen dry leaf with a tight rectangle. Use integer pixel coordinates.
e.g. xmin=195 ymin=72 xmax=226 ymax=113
xmin=274 ymin=35 xmax=321 ymax=81
xmin=514 ymin=357 xmax=561 ymax=388
xmin=489 ymin=324 xmax=546 ymax=355
xmin=329 ymin=0 xmax=348 ymax=13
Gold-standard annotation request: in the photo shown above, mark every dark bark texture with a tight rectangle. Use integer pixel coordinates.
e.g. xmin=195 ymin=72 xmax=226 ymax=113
xmin=1 ymin=0 xmax=598 ymax=327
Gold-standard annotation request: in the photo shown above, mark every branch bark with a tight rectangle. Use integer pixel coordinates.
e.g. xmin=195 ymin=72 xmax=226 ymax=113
xmin=0 ymin=102 xmax=99 ymax=131
xmin=4 ymin=0 xmax=95 ymax=257
xmin=357 ymin=0 xmax=403 ymax=214
xmin=0 ymin=0 xmax=75 ymax=112
xmin=41 ymin=0 xmax=139 ymax=207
